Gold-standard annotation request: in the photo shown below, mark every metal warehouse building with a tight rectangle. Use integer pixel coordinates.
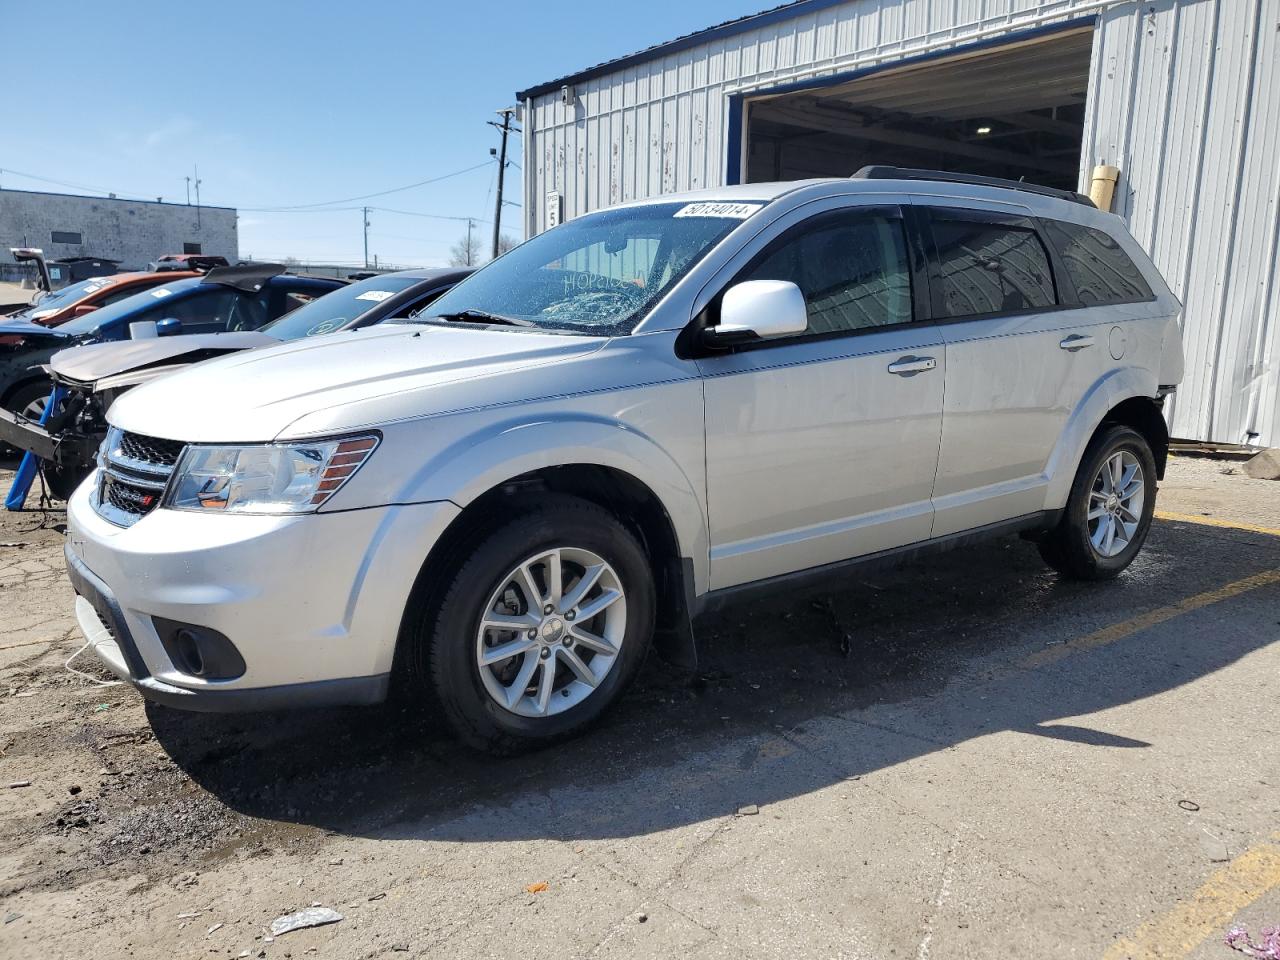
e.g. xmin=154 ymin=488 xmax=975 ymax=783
xmin=0 ymin=188 xmax=238 ymax=274
xmin=516 ymin=0 xmax=1280 ymax=448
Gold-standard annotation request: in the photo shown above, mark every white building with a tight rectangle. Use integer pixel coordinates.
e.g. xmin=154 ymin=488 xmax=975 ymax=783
xmin=0 ymin=189 xmax=238 ymax=272
xmin=517 ymin=0 xmax=1280 ymax=447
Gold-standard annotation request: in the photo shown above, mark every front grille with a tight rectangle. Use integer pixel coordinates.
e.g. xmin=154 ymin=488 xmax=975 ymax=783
xmin=93 ymin=428 xmax=185 ymax=527
xmin=119 ymin=432 xmax=185 ymax=467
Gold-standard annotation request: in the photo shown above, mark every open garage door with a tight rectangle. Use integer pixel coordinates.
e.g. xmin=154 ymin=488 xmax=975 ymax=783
xmin=744 ymin=26 xmax=1093 ymax=192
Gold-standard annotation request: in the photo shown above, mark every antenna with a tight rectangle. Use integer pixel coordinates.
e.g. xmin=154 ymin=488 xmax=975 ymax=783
xmin=193 ymin=165 xmax=203 ymax=229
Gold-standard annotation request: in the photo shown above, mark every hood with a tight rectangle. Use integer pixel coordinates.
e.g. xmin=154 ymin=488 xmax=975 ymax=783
xmin=107 ymin=323 xmax=609 ymax=442
xmin=49 ymin=331 xmax=276 ymax=385
xmin=0 ymin=316 xmax=73 ymax=340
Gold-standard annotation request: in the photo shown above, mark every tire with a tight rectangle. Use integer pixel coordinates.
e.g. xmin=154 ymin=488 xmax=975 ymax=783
xmin=1038 ymin=424 xmax=1157 ymax=580
xmin=412 ymin=495 xmax=655 ymax=754
xmin=5 ymin=380 xmax=55 ymax=422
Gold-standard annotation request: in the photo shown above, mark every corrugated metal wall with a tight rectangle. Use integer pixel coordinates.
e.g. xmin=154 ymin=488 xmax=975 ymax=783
xmin=522 ymin=0 xmax=1280 ymax=446
xmin=1083 ymin=0 xmax=1280 ymax=446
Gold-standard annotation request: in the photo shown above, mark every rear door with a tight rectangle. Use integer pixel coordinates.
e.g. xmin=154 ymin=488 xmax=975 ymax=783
xmin=916 ymin=202 xmax=1112 ymax=536
xmin=698 ymin=200 xmax=945 ymax=589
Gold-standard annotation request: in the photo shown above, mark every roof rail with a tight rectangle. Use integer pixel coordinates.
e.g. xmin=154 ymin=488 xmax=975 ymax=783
xmin=852 ymin=165 xmax=1095 ymax=207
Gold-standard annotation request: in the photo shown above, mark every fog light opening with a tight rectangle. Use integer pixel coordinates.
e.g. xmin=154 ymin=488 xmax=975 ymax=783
xmin=175 ymin=629 xmax=205 ymax=676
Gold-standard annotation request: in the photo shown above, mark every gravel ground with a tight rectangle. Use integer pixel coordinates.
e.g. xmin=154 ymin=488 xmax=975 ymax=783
xmin=0 ymin=454 xmax=1277 ymax=959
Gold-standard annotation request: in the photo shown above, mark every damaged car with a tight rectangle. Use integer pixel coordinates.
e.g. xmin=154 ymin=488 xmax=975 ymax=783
xmin=1 ymin=268 xmax=469 ymax=498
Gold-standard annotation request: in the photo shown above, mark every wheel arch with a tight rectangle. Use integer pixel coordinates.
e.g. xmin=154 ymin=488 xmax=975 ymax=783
xmin=1043 ymin=366 xmax=1166 ymax=509
xmin=392 ymin=454 xmax=704 ymax=685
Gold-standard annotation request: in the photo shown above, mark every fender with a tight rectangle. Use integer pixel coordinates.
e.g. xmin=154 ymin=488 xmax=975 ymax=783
xmin=1042 ymin=364 xmax=1160 ymax=509
xmin=365 ymin=411 xmax=712 ymax=596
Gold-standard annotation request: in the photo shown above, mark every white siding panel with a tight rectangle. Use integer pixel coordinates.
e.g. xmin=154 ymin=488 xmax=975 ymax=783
xmin=524 ymin=0 xmax=1280 ymax=444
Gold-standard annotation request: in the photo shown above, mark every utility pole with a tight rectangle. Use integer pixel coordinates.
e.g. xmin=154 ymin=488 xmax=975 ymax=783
xmin=185 ymin=176 xmax=191 ymax=205
xmin=467 ymin=218 xmax=475 ymax=266
xmin=193 ymin=165 xmax=203 ymax=230
xmin=488 ymin=108 xmax=519 ymax=259
xmin=362 ymin=207 xmax=371 ymax=268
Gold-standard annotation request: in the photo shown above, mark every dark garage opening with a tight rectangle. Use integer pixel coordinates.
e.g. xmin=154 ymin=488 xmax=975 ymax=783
xmin=744 ymin=27 xmax=1093 ymax=192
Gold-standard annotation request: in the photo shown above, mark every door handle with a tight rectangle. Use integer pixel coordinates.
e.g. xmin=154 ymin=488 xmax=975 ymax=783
xmin=1059 ymin=334 xmax=1095 ymax=351
xmin=886 ymin=355 xmax=937 ymax=376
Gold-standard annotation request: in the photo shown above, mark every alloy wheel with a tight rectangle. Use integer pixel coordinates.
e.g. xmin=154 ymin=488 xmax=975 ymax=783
xmin=21 ymin=396 xmax=46 ymax=421
xmin=1088 ymin=450 xmax=1145 ymax=558
xmin=475 ymin=546 xmax=627 ymax=718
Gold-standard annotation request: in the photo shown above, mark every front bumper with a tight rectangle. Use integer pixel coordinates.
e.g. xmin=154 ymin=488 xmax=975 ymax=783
xmin=0 ymin=405 xmax=55 ymax=459
xmin=65 ymin=477 xmax=460 ymax=712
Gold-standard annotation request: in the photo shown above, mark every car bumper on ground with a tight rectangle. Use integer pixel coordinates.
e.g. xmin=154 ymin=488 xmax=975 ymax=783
xmin=64 ymin=476 xmax=460 ymax=712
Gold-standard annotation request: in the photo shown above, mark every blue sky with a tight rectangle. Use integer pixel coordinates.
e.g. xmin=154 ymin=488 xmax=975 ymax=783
xmin=2 ymin=0 xmax=755 ymax=267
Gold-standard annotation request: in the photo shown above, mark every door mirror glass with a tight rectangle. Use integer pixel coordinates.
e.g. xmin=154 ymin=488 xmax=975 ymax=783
xmin=155 ymin=317 xmax=183 ymax=337
xmin=703 ymin=279 xmax=808 ymax=347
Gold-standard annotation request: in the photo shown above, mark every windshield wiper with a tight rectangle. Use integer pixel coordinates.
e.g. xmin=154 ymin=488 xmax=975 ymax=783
xmin=435 ymin=309 xmax=534 ymax=328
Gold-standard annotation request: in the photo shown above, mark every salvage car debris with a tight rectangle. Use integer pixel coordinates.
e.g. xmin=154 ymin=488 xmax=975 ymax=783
xmin=268 ymin=907 xmax=344 ymax=936
xmin=0 ymin=268 xmax=470 ymax=501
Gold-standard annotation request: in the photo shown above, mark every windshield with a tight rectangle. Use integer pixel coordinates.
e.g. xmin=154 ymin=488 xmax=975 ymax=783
xmin=260 ymin=274 xmax=420 ymax=340
xmin=19 ymin=277 xmax=115 ymax=319
xmin=417 ymin=201 xmax=758 ymax=335
xmin=55 ymin=277 xmax=203 ymax=336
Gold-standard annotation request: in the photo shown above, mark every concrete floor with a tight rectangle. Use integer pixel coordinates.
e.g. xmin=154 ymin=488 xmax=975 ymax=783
xmin=0 ymin=455 xmax=1276 ymax=959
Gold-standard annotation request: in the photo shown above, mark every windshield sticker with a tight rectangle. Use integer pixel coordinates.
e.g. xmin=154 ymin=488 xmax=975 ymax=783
xmin=150 ymin=288 xmax=174 ymax=298
xmin=355 ymin=290 xmax=395 ymax=302
xmin=306 ymin=320 xmax=342 ymax=336
xmin=672 ymin=202 xmax=763 ymax=219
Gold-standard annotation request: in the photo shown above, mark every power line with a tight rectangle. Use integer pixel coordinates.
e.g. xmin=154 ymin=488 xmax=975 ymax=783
xmin=3 ymin=158 xmax=498 ymax=214
xmin=239 ymin=160 xmax=495 ymax=211
xmin=0 ymin=165 xmax=164 ymax=202
xmin=371 ymin=206 xmax=495 ymax=225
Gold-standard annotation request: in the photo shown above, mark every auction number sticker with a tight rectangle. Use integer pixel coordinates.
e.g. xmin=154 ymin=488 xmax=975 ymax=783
xmin=355 ymin=290 xmax=395 ymax=302
xmin=673 ymin=202 xmax=763 ymax=219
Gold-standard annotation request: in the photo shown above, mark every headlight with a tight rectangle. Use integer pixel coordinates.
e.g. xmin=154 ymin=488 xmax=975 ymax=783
xmin=165 ymin=435 xmax=379 ymax=515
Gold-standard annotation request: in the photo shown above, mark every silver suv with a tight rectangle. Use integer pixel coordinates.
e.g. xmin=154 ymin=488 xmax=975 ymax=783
xmin=65 ymin=168 xmax=1184 ymax=752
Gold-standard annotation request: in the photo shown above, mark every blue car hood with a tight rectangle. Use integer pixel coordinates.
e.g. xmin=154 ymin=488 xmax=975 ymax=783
xmin=0 ymin=317 xmax=74 ymax=340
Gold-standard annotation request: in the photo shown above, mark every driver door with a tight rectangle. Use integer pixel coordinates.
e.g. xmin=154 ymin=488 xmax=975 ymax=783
xmin=697 ymin=203 xmax=945 ymax=590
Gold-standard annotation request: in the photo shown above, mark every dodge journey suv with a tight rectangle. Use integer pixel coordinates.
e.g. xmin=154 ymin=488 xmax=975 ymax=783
xmin=65 ymin=167 xmax=1184 ymax=752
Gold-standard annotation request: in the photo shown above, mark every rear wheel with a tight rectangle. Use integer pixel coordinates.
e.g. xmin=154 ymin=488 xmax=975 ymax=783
xmin=412 ymin=495 xmax=655 ymax=753
xmin=1038 ymin=424 xmax=1157 ymax=580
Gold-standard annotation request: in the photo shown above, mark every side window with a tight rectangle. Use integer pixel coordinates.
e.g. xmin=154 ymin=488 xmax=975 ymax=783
xmin=928 ymin=213 xmax=1056 ymax=318
xmin=738 ymin=209 xmax=913 ymax=336
xmin=1043 ymin=220 xmax=1154 ymax=305
xmin=147 ymin=289 xmax=241 ymax=333
xmin=99 ymin=286 xmax=151 ymax=307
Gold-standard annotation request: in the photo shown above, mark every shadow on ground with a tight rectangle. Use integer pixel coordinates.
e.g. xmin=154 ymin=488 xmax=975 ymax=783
xmin=149 ymin=520 xmax=1280 ymax=844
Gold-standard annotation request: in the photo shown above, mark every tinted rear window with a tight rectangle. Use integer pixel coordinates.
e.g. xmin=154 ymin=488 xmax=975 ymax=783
xmin=928 ymin=215 xmax=1057 ymax=318
xmin=1044 ymin=220 xmax=1155 ymax=305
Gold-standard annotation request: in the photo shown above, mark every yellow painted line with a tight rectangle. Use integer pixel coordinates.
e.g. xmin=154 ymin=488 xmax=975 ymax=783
xmin=1102 ymin=833 xmax=1280 ymax=959
xmin=1155 ymin=510 xmax=1280 ymax=538
xmin=1020 ymin=569 xmax=1280 ymax=670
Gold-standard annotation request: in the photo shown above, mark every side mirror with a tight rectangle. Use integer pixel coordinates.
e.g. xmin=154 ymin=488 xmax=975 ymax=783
xmin=701 ymin=280 xmax=808 ymax=349
xmin=155 ymin=317 xmax=183 ymax=337
xmin=72 ymin=304 xmax=98 ymax=318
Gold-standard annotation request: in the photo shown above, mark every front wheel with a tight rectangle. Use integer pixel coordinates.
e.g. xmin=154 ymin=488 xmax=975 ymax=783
xmin=416 ymin=495 xmax=655 ymax=753
xmin=1038 ymin=424 xmax=1157 ymax=580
